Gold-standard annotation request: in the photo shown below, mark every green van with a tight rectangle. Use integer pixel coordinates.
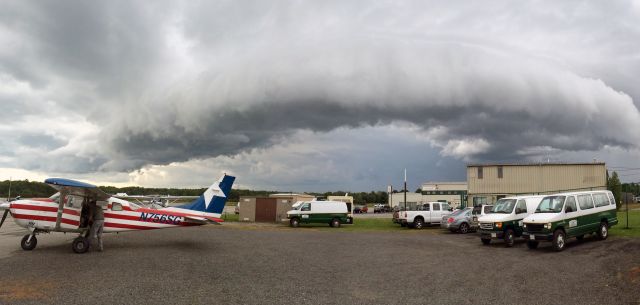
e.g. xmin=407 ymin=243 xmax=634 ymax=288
xmin=287 ymin=201 xmax=353 ymax=228
xmin=523 ymin=190 xmax=618 ymax=251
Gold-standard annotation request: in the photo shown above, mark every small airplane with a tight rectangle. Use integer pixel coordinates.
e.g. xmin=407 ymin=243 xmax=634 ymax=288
xmin=0 ymin=174 xmax=235 ymax=253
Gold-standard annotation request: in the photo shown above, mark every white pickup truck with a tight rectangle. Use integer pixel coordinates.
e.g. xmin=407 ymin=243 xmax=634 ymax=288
xmin=399 ymin=202 xmax=452 ymax=229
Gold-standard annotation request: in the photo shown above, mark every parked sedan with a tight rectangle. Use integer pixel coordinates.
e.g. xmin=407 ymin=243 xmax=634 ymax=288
xmin=440 ymin=207 xmax=474 ymax=233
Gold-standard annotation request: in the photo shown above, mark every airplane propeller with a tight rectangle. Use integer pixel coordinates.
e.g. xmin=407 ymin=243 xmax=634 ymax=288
xmin=0 ymin=209 xmax=8 ymax=229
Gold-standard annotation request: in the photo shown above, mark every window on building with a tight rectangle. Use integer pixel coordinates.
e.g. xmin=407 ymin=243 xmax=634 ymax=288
xmin=478 ymin=167 xmax=483 ymax=179
xmin=565 ymin=196 xmax=577 ymax=213
xmin=473 ymin=197 xmax=487 ymax=207
xmin=577 ymin=195 xmax=594 ymax=210
xmin=498 ymin=166 xmax=503 ymax=179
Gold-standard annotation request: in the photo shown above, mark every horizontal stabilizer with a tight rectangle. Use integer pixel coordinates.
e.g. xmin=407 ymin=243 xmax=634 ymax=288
xmin=183 ymin=215 xmax=223 ymax=225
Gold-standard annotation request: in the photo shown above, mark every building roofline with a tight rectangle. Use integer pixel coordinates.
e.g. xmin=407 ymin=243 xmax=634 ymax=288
xmin=422 ymin=181 xmax=467 ymax=185
xmin=466 ymin=162 xmax=606 ymax=167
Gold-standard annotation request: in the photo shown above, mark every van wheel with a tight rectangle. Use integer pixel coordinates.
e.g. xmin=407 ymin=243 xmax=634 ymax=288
xmin=527 ymin=241 xmax=539 ymax=249
xmin=413 ymin=218 xmax=424 ymax=229
xmin=331 ymin=218 xmax=341 ymax=228
xmin=481 ymin=238 xmax=491 ymax=245
xmin=552 ymin=230 xmax=566 ymax=252
xmin=504 ymin=229 xmax=515 ymax=247
xmin=290 ymin=218 xmax=300 ymax=228
xmin=597 ymin=222 xmax=608 ymax=240
xmin=21 ymin=234 xmax=37 ymax=251
xmin=459 ymin=223 xmax=469 ymax=234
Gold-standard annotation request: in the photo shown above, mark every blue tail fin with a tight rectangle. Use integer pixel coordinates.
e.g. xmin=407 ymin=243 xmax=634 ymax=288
xmin=176 ymin=174 xmax=235 ymax=214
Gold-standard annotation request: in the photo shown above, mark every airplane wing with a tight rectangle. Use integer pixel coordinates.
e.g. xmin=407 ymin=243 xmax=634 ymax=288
xmin=182 ymin=215 xmax=223 ymax=225
xmin=45 ymin=178 xmax=111 ymax=201
xmin=114 ymin=195 xmax=199 ymax=200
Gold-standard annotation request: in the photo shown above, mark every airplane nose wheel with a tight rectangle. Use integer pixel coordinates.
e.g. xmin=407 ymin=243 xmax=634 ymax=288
xmin=21 ymin=234 xmax=38 ymax=251
xmin=72 ymin=237 xmax=90 ymax=254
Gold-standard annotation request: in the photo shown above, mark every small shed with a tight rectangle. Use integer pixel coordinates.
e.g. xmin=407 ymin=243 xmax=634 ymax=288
xmin=239 ymin=193 xmax=315 ymax=222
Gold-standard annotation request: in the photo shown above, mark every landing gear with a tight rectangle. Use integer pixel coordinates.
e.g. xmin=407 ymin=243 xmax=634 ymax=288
xmin=72 ymin=237 xmax=90 ymax=254
xmin=21 ymin=234 xmax=38 ymax=251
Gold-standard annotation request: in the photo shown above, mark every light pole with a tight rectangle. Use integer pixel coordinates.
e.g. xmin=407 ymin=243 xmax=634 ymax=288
xmin=404 ymin=169 xmax=407 ymax=212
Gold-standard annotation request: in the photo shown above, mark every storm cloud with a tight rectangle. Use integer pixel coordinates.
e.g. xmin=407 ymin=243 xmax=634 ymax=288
xmin=1 ymin=1 xmax=639 ymax=188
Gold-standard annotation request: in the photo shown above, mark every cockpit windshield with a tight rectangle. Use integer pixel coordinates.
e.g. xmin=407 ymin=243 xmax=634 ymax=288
xmin=492 ymin=199 xmax=516 ymax=214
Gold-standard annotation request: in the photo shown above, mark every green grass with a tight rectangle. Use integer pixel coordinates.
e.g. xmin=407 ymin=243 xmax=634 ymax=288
xmin=220 ymin=213 xmax=239 ymax=222
xmin=611 ymin=210 xmax=640 ymax=238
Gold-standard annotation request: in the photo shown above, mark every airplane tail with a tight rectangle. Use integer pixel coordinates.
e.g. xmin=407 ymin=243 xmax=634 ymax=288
xmin=175 ymin=174 xmax=235 ymax=214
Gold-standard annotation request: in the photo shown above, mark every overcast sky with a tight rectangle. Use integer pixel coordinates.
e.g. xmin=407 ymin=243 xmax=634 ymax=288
xmin=1 ymin=1 xmax=639 ymax=191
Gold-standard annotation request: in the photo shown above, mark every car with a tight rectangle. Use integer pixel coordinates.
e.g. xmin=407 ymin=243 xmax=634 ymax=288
xmin=440 ymin=207 xmax=475 ymax=233
xmin=373 ymin=204 xmax=391 ymax=213
xmin=398 ymin=202 xmax=452 ymax=229
xmin=477 ymin=196 xmax=544 ymax=247
xmin=523 ymin=190 xmax=618 ymax=251
xmin=353 ymin=205 xmax=368 ymax=214
xmin=286 ymin=201 xmax=354 ymax=228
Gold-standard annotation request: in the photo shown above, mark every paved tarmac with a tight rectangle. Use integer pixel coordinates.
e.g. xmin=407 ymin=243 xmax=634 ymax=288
xmin=0 ymin=216 xmax=638 ymax=305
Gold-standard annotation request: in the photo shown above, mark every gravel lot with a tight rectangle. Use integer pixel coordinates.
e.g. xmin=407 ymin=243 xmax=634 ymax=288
xmin=0 ymin=217 xmax=638 ymax=305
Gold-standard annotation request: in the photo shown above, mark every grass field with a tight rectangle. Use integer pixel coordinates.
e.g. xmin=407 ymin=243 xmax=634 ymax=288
xmin=611 ymin=210 xmax=640 ymax=237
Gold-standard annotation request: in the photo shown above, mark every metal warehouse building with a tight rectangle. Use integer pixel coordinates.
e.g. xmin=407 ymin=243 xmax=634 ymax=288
xmin=239 ymin=193 xmax=315 ymax=222
xmin=467 ymin=162 xmax=607 ymax=206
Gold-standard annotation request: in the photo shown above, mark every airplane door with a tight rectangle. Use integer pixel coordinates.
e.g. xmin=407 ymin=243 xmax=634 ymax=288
xmin=62 ymin=194 xmax=83 ymax=229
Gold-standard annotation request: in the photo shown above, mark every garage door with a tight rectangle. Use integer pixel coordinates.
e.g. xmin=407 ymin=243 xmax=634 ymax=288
xmin=255 ymin=198 xmax=277 ymax=222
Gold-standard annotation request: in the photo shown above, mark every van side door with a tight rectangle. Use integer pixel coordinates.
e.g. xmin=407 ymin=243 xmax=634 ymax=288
xmin=514 ymin=199 xmax=528 ymax=235
xmin=563 ymin=196 xmax=579 ymax=237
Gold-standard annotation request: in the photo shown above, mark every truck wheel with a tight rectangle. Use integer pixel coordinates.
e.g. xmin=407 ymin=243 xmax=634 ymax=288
xmin=527 ymin=240 xmax=539 ymax=249
xmin=552 ymin=230 xmax=566 ymax=252
xmin=290 ymin=218 xmax=300 ymax=228
xmin=331 ymin=218 xmax=341 ymax=228
xmin=413 ymin=218 xmax=424 ymax=229
xmin=504 ymin=229 xmax=515 ymax=248
xmin=72 ymin=237 xmax=89 ymax=254
xmin=21 ymin=234 xmax=37 ymax=251
xmin=597 ymin=222 xmax=608 ymax=240
xmin=459 ymin=223 xmax=469 ymax=234
xmin=481 ymin=238 xmax=491 ymax=245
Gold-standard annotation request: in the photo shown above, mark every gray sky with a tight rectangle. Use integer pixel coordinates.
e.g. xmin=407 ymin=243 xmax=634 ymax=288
xmin=1 ymin=1 xmax=639 ymax=191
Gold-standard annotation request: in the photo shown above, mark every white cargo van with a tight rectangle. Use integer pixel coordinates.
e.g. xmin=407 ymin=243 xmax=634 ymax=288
xmin=477 ymin=195 xmax=545 ymax=247
xmin=286 ymin=201 xmax=353 ymax=228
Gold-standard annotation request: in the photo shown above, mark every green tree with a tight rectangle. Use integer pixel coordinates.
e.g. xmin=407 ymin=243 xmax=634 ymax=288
xmin=607 ymin=171 xmax=622 ymax=210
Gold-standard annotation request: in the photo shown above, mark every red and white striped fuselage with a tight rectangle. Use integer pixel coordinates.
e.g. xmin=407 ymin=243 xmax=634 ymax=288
xmin=9 ymin=197 xmax=224 ymax=233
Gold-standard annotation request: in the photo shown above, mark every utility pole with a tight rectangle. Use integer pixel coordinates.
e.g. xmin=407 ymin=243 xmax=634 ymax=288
xmin=626 ymin=199 xmax=629 ymax=229
xmin=404 ymin=169 xmax=407 ymax=211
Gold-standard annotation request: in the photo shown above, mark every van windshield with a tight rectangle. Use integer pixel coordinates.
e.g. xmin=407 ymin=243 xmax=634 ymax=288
xmin=492 ymin=199 xmax=516 ymax=214
xmin=536 ymin=196 xmax=565 ymax=213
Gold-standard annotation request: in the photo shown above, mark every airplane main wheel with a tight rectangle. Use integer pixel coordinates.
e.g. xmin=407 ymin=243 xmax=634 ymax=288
xmin=21 ymin=234 xmax=37 ymax=251
xmin=72 ymin=237 xmax=90 ymax=254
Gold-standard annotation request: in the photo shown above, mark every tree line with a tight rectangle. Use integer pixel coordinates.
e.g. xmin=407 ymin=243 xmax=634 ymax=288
xmin=0 ymin=180 xmax=389 ymax=204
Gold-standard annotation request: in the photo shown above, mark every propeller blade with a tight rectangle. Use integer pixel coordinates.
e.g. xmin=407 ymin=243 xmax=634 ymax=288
xmin=0 ymin=210 xmax=8 ymax=229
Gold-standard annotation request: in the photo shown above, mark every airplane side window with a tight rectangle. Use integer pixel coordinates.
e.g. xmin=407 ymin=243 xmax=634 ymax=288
xmin=112 ymin=203 xmax=123 ymax=211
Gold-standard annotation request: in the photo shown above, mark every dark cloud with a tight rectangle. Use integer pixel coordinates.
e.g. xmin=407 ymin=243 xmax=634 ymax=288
xmin=0 ymin=0 xmax=639 ymax=185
